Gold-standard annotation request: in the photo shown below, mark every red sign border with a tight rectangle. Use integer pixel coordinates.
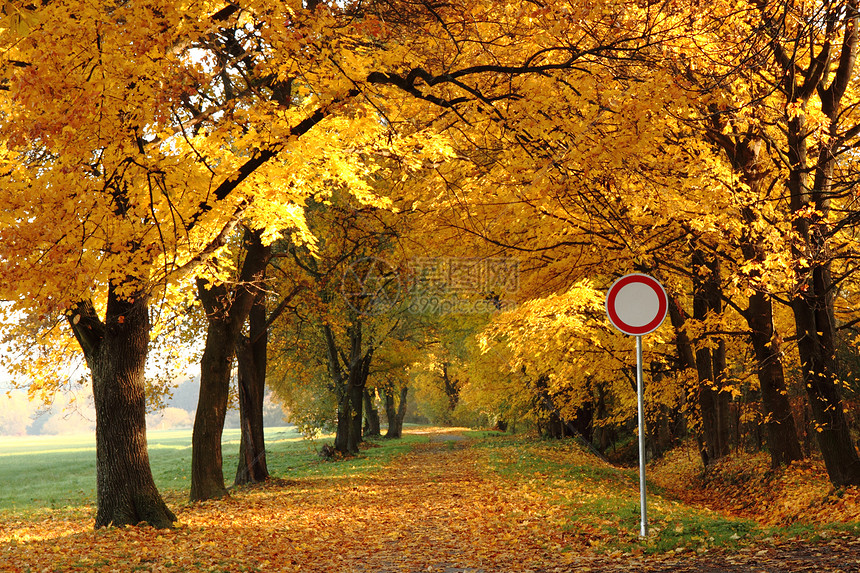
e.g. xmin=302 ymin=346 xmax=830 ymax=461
xmin=606 ymin=274 xmax=668 ymax=336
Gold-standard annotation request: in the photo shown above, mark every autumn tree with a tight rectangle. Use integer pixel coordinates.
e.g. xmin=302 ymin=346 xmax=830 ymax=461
xmin=702 ymin=128 xmax=805 ymax=468
xmin=269 ymin=315 xmax=338 ymax=439
xmin=480 ymin=283 xmax=639 ymax=440
xmin=191 ymin=229 xmax=270 ymax=501
xmin=357 ymin=0 xmax=810 ymax=467
xmin=666 ymin=0 xmax=860 ymax=483
xmin=234 ymin=275 xmax=304 ymax=485
xmin=283 ymin=190 xmax=421 ymax=453
xmin=637 ymin=0 xmax=809 ymax=468
xmin=361 ymin=315 xmax=432 ymax=438
xmin=174 ymin=0 xmax=391 ymax=500
xmin=0 ymin=0 xmax=421 ymax=524
xmin=266 ymin=139 xmax=464 ymax=446
xmin=404 ymin=305 xmax=504 ymax=426
xmin=761 ymin=0 xmax=860 ymax=485
xmin=360 ymin=0 xmax=738 ymax=435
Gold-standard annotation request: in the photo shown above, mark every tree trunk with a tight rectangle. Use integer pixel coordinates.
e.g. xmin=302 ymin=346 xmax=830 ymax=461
xmin=737 ymin=199 xmax=804 ymax=467
xmin=690 ymin=252 xmax=732 ymax=464
xmin=68 ymin=291 xmax=176 ymax=529
xmin=324 ymin=322 xmax=351 ymax=454
xmin=792 ymin=271 xmax=860 ymax=485
xmin=746 ymin=291 xmax=804 ymax=466
xmin=712 ymin=337 xmax=733 ymax=458
xmin=333 ymin=321 xmax=373 ymax=455
xmin=694 ymin=341 xmax=731 ymax=464
xmin=706 ymin=128 xmax=805 ymax=468
xmin=349 ymin=378 xmax=364 ymax=451
xmin=334 ymin=366 xmax=362 ymax=455
xmin=335 ymin=392 xmax=352 ymax=453
xmin=533 ymin=375 xmax=572 ymax=439
xmin=648 ymin=364 xmax=682 ymax=457
xmin=384 ymin=387 xmax=397 ymax=436
xmin=190 ymin=283 xmax=233 ymax=501
xmin=191 ymin=230 xmax=271 ymax=501
xmin=784 ymin=73 xmax=860 ymax=484
xmin=441 ymin=362 xmax=460 ymax=414
xmin=235 ymin=291 xmax=269 ymax=486
xmin=384 ymin=386 xmax=408 ymax=439
xmin=363 ymin=388 xmax=381 ymax=438
xmin=335 ymin=382 xmax=362 ymax=454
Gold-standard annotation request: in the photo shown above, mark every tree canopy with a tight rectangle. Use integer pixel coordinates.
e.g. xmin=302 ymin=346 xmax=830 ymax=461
xmin=2 ymin=0 xmax=860 ymax=527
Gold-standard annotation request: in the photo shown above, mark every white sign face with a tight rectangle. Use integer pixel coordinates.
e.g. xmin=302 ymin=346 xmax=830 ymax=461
xmin=605 ymin=273 xmax=668 ymax=336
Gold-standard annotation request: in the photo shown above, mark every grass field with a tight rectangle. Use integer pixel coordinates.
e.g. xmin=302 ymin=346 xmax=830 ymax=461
xmin=0 ymin=426 xmax=327 ymax=511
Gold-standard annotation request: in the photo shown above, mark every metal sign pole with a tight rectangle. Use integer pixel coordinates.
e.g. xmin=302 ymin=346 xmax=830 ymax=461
xmin=606 ymin=273 xmax=666 ymax=540
xmin=636 ymin=335 xmax=648 ymax=538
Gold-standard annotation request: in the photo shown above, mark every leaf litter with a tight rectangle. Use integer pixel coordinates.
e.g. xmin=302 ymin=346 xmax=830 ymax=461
xmin=2 ymin=432 xmax=860 ymax=572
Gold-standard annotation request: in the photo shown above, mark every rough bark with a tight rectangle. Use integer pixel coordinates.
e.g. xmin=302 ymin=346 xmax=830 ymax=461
xmin=351 ymin=332 xmax=375 ymax=451
xmin=667 ymin=257 xmax=731 ymax=467
xmin=190 ymin=280 xmax=233 ymax=501
xmin=329 ymin=324 xmax=361 ymax=455
xmin=746 ymin=291 xmax=804 ymax=466
xmin=68 ymin=291 xmax=176 ymax=529
xmin=792 ymin=270 xmax=860 ymax=485
xmin=349 ymin=376 xmax=365 ymax=449
xmin=779 ymin=12 xmax=860 ymax=485
xmin=384 ymin=386 xmax=408 ymax=439
xmin=325 ymin=323 xmax=352 ymax=454
xmin=692 ymin=251 xmax=732 ymax=464
xmin=334 ymin=392 xmax=353 ymax=454
xmin=363 ymin=388 xmax=381 ymax=438
xmin=191 ymin=230 xmax=271 ymax=501
xmin=668 ymin=294 xmax=713 ymax=461
xmin=737 ymin=189 xmax=804 ymax=467
xmin=706 ymin=127 xmax=805 ymax=468
xmin=440 ymin=362 xmax=460 ymax=414
xmin=331 ymin=321 xmax=374 ymax=455
xmin=235 ymin=290 xmax=269 ymax=486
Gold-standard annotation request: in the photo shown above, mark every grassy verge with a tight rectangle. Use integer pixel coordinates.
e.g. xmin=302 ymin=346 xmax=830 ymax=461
xmin=472 ymin=434 xmax=769 ymax=555
xmin=270 ymin=431 xmax=431 ymax=482
xmin=472 ymin=433 xmax=860 ymax=555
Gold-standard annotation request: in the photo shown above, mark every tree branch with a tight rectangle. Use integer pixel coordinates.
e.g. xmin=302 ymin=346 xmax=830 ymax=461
xmin=65 ymin=300 xmax=105 ymax=363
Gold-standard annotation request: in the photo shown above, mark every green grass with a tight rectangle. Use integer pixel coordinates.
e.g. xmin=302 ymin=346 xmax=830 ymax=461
xmin=0 ymin=426 xmax=431 ymax=515
xmin=0 ymin=427 xmax=301 ymax=512
xmin=474 ymin=435 xmax=763 ymax=554
xmin=1 ymin=432 xmax=101 ymax=511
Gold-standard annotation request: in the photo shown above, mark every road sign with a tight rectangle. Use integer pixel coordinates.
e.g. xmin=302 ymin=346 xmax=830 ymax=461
xmin=605 ymin=273 xmax=668 ymax=538
xmin=605 ymin=273 xmax=668 ymax=336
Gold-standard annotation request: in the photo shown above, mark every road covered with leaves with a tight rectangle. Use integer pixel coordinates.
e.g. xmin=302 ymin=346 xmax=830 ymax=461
xmin=2 ymin=431 xmax=860 ymax=572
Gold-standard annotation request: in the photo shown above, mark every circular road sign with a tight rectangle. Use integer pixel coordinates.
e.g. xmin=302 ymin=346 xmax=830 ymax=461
xmin=605 ymin=273 xmax=668 ymax=336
